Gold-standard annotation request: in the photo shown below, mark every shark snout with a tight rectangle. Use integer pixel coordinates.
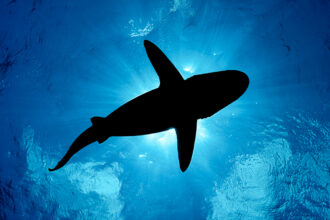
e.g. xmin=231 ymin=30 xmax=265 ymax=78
xmin=226 ymin=70 xmax=249 ymax=95
xmin=237 ymin=70 xmax=249 ymax=92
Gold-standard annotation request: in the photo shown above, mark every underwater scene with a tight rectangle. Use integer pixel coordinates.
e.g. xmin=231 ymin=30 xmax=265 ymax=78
xmin=0 ymin=0 xmax=329 ymax=219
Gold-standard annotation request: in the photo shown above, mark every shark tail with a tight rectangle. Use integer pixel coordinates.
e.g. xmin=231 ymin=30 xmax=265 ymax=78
xmin=48 ymin=126 xmax=99 ymax=172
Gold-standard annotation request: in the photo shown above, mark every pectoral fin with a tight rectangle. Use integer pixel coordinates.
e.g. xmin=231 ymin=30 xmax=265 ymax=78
xmin=175 ymin=120 xmax=197 ymax=172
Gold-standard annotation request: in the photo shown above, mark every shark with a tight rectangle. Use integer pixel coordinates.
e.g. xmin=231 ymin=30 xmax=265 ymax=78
xmin=49 ymin=40 xmax=249 ymax=172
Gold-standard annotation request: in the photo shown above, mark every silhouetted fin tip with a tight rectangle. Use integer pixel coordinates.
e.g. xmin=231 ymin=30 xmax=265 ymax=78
xmin=48 ymin=163 xmax=62 ymax=171
xmin=48 ymin=162 xmax=63 ymax=172
xmin=144 ymin=40 xmax=183 ymax=87
xmin=180 ymin=164 xmax=188 ymax=172
xmin=91 ymin=116 xmax=105 ymax=127
xmin=144 ymin=39 xmax=151 ymax=45
xmin=176 ymin=119 xmax=197 ymax=173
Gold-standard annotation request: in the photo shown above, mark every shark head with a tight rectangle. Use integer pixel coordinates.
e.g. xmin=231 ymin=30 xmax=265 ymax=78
xmin=184 ymin=70 xmax=249 ymax=119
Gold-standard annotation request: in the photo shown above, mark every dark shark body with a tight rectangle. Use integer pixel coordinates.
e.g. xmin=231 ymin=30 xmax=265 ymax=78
xmin=49 ymin=40 xmax=249 ymax=172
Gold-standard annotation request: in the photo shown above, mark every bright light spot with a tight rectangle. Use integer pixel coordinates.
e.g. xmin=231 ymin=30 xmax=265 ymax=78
xmin=138 ymin=153 xmax=147 ymax=158
xmin=184 ymin=66 xmax=191 ymax=71
xmin=199 ymin=131 xmax=207 ymax=138
xmin=183 ymin=66 xmax=194 ymax=73
xmin=197 ymin=121 xmax=208 ymax=139
xmin=145 ymin=121 xmax=209 ymax=147
xmin=157 ymin=129 xmax=176 ymax=144
xmin=146 ymin=129 xmax=177 ymax=147
xmin=213 ymin=52 xmax=217 ymax=56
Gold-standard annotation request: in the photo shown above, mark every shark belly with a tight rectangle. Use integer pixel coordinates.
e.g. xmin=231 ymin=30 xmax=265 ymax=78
xmin=103 ymin=89 xmax=178 ymax=136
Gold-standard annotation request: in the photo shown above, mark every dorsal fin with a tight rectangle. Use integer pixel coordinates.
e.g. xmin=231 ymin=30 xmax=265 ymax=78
xmin=144 ymin=40 xmax=183 ymax=87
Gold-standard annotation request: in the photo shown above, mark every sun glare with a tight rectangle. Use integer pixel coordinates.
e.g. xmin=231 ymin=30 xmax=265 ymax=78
xmin=145 ymin=121 xmax=208 ymax=147
xmin=183 ymin=66 xmax=194 ymax=73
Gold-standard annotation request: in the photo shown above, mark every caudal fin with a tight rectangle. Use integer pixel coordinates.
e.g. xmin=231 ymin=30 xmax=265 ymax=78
xmin=48 ymin=126 xmax=97 ymax=172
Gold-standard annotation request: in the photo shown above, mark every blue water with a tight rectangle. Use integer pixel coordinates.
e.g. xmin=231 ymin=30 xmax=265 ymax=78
xmin=0 ymin=0 xmax=329 ymax=219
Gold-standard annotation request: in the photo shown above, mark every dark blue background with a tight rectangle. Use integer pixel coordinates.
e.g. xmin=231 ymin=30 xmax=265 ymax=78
xmin=0 ymin=0 xmax=329 ymax=219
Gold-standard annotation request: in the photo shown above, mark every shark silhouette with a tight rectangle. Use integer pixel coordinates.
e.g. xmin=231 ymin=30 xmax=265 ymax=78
xmin=49 ymin=40 xmax=249 ymax=172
